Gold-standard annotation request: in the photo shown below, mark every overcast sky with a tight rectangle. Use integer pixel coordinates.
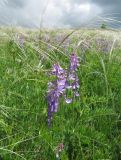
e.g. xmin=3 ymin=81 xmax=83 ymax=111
xmin=0 ymin=0 xmax=121 ymax=28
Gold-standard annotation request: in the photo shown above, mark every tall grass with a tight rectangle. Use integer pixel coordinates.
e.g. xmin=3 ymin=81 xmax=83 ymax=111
xmin=0 ymin=28 xmax=121 ymax=159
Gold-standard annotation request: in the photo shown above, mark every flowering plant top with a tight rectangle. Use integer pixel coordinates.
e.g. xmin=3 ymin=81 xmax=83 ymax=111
xmin=47 ymin=53 xmax=80 ymax=126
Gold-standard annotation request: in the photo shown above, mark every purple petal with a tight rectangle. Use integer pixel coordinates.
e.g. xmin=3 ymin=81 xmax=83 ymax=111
xmin=70 ymin=53 xmax=79 ymax=71
xmin=68 ymin=74 xmax=76 ymax=80
xmin=65 ymin=98 xmax=72 ymax=104
xmin=74 ymin=92 xmax=80 ymax=97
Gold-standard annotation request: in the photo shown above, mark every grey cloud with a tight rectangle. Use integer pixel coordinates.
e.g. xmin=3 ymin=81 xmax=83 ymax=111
xmin=0 ymin=0 xmax=121 ymax=28
xmin=69 ymin=0 xmax=121 ymax=7
xmin=6 ymin=0 xmax=27 ymax=8
xmin=90 ymin=0 xmax=121 ymax=15
xmin=90 ymin=0 xmax=121 ymax=6
xmin=68 ymin=0 xmax=121 ymax=14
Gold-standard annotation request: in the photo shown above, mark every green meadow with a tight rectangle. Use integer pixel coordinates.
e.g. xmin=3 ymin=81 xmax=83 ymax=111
xmin=0 ymin=28 xmax=121 ymax=159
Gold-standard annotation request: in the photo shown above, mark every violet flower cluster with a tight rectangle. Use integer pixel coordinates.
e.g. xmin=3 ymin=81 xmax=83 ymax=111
xmin=67 ymin=53 xmax=80 ymax=97
xmin=47 ymin=53 xmax=80 ymax=126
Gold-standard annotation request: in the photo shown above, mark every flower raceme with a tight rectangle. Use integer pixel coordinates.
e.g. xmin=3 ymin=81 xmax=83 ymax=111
xmin=70 ymin=53 xmax=80 ymax=71
xmin=47 ymin=64 xmax=67 ymax=126
xmin=47 ymin=53 xmax=80 ymax=126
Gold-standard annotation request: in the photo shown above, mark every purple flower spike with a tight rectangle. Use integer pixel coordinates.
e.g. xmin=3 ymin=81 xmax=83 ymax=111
xmin=66 ymin=53 xmax=80 ymax=100
xmin=70 ymin=53 xmax=79 ymax=71
xmin=47 ymin=53 xmax=80 ymax=126
xmin=47 ymin=63 xmax=67 ymax=126
xmin=47 ymin=89 xmax=60 ymax=126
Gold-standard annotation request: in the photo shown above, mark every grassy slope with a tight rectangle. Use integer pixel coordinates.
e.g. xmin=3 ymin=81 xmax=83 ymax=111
xmin=0 ymin=28 xmax=121 ymax=160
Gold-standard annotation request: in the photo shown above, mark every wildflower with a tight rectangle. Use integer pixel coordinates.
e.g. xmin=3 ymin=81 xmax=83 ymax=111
xmin=47 ymin=64 xmax=67 ymax=126
xmin=51 ymin=63 xmax=66 ymax=79
xmin=67 ymin=53 xmax=80 ymax=98
xmin=70 ymin=53 xmax=79 ymax=71
xmin=47 ymin=53 xmax=80 ymax=126
xmin=47 ymin=89 xmax=60 ymax=126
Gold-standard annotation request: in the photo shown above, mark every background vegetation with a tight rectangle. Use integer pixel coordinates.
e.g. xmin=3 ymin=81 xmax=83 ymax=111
xmin=0 ymin=28 xmax=121 ymax=159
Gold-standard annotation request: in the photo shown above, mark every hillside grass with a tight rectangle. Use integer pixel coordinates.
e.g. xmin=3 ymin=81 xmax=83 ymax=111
xmin=0 ymin=28 xmax=121 ymax=160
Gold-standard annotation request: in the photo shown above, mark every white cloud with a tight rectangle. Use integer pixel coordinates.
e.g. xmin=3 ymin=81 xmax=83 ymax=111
xmin=42 ymin=0 xmax=102 ymax=28
xmin=0 ymin=0 xmax=102 ymax=28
